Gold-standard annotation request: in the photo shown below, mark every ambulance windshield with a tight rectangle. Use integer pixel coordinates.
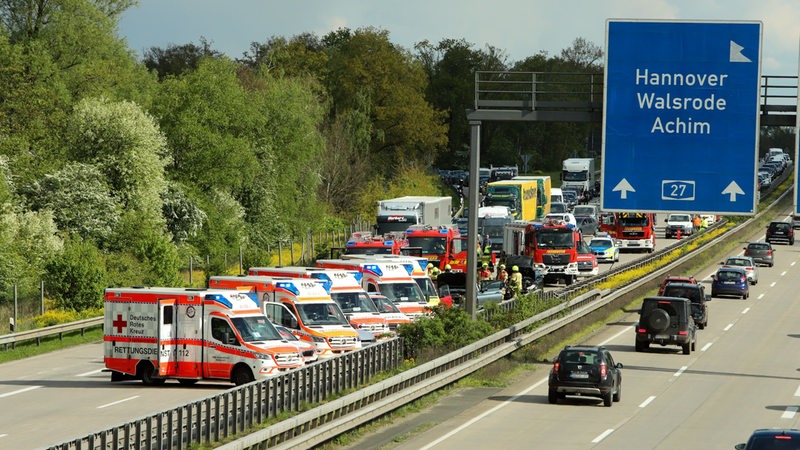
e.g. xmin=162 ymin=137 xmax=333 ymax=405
xmin=230 ymin=316 xmax=282 ymax=342
xmin=380 ymin=282 xmax=426 ymax=304
xmin=296 ymin=302 xmax=350 ymax=326
xmin=331 ymin=292 xmax=379 ymax=313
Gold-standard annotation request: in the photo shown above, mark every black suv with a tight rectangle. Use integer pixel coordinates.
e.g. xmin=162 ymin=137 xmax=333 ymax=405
xmin=548 ymin=345 xmax=622 ymax=407
xmin=660 ymin=282 xmax=710 ymax=330
xmin=635 ymin=296 xmax=697 ymax=354
xmin=766 ymin=221 xmax=794 ymax=245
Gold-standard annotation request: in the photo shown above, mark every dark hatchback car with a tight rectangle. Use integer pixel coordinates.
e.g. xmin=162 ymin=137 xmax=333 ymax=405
xmin=735 ymin=428 xmax=800 ymax=449
xmin=744 ymin=242 xmax=775 ymax=267
xmin=548 ymin=345 xmax=622 ymax=407
xmin=766 ymin=221 xmax=795 ymax=245
xmin=661 ymin=282 xmax=710 ymax=330
xmin=711 ymin=267 xmax=749 ymax=299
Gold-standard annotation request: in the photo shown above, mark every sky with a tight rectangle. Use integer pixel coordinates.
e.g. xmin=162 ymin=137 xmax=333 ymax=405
xmin=118 ymin=0 xmax=800 ymax=75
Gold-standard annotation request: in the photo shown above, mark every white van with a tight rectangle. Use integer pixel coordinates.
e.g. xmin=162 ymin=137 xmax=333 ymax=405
xmin=550 ymin=187 xmax=564 ymax=204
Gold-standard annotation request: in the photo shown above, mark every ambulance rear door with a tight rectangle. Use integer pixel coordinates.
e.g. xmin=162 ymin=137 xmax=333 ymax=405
xmin=158 ymin=298 xmax=178 ymax=377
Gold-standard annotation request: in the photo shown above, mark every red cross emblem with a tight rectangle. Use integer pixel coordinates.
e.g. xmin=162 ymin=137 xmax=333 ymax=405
xmin=112 ymin=314 xmax=127 ymax=333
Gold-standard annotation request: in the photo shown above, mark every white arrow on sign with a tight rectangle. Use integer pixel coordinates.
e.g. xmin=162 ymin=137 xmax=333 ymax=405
xmin=721 ymin=181 xmax=745 ymax=201
xmin=730 ymin=40 xmax=751 ymax=63
xmin=612 ymin=178 xmax=635 ymax=199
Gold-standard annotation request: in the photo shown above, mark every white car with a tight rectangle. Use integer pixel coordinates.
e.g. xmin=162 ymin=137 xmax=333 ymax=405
xmin=544 ymin=213 xmax=577 ymax=227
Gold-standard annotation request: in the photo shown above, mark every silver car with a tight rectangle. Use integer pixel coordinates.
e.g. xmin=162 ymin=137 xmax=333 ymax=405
xmin=721 ymin=255 xmax=759 ymax=285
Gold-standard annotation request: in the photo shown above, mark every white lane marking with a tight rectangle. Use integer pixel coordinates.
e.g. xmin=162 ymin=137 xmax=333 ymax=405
xmin=724 ymin=323 xmax=733 ymax=331
xmin=592 ymin=428 xmax=615 ymax=443
xmin=417 ymin=378 xmax=548 ymax=450
xmin=77 ymin=368 xmax=104 ymax=377
xmin=639 ymin=396 xmax=656 ymax=408
xmin=0 ymin=433 xmax=7 ymax=438
xmin=599 ymin=325 xmax=632 ymax=346
xmin=758 ymin=293 xmax=765 ymax=300
xmin=701 ymin=342 xmax=713 ymax=352
xmin=742 ymin=308 xmax=750 ymax=314
xmin=782 ymin=406 xmax=798 ymax=419
xmin=97 ymin=395 xmax=139 ymax=409
xmin=794 ymin=385 xmax=800 ymax=397
xmin=781 ymin=271 xmax=787 ymax=277
xmin=674 ymin=366 xmax=688 ymax=377
xmin=792 ymin=261 xmax=796 ymax=267
xmin=770 ymin=282 xmax=777 ymax=288
xmin=0 ymin=386 xmax=41 ymax=398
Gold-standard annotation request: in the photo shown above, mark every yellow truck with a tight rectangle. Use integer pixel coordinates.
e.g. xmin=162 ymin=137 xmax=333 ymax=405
xmin=512 ymin=175 xmax=551 ymax=219
xmin=484 ymin=179 xmax=538 ymax=222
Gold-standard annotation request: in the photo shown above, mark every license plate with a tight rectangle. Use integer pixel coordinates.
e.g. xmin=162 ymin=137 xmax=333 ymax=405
xmin=570 ymin=372 xmax=589 ymax=379
xmin=723 ymin=281 xmax=736 ymax=284
xmin=655 ymin=334 xmax=670 ymax=339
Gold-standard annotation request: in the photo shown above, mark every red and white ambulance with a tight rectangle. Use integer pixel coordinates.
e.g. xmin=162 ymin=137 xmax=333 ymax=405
xmin=104 ymin=287 xmax=305 ymax=386
xmin=208 ymin=275 xmax=361 ymax=358
xmin=247 ymin=266 xmax=392 ymax=338
xmin=338 ymin=254 xmax=441 ymax=307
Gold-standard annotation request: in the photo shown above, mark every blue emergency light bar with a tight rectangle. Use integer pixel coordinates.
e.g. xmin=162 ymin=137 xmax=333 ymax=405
xmin=275 ymin=281 xmax=300 ymax=296
xmin=363 ymin=264 xmax=383 ymax=276
xmin=205 ymin=293 xmax=233 ymax=308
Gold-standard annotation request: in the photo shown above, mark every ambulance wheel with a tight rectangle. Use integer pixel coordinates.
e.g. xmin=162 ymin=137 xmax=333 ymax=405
xmin=232 ymin=366 xmax=255 ymax=386
xmin=138 ymin=362 xmax=165 ymax=386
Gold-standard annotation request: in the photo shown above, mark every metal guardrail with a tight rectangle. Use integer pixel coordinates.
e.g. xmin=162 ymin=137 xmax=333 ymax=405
xmin=0 ymin=317 xmax=102 ymax=350
xmin=47 ymin=339 xmax=403 ymax=450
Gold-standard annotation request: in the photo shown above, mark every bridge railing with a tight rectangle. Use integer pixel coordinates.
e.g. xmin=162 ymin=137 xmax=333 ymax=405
xmin=473 ymin=71 xmax=798 ymax=125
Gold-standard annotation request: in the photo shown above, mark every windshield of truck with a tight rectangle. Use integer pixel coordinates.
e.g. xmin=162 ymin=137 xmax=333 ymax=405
xmin=296 ymin=302 xmax=350 ymax=326
xmin=414 ymin=276 xmax=438 ymax=298
xmin=482 ymin=224 xmax=505 ymax=241
xmin=331 ymin=291 xmax=379 ymax=313
xmin=485 ymin=198 xmax=516 ymax=210
xmin=618 ymin=217 xmax=649 ymax=227
xmin=344 ymin=246 xmax=394 ymax=255
xmin=379 ymin=281 xmax=426 ymax=304
xmin=230 ymin=316 xmax=282 ymax=342
xmin=534 ymin=229 xmax=575 ymax=249
xmin=562 ymin=170 xmax=588 ymax=181
xmin=406 ymin=237 xmax=447 ymax=255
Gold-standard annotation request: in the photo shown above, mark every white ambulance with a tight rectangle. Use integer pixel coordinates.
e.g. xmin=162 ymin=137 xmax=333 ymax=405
xmin=314 ymin=259 xmax=428 ymax=318
xmin=247 ymin=266 xmax=393 ymax=338
xmin=208 ymin=275 xmax=361 ymax=358
xmin=337 ymin=254 xmax=441 ymax=307
xmin=103 ymin=287 xmax=305 ymax=386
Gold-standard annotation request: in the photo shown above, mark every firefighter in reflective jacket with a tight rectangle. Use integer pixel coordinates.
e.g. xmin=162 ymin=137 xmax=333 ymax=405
xmin=508 ymin=265 xmax=523 ymax=298
xmin=480 ymin=245 xmax=492 ymax=269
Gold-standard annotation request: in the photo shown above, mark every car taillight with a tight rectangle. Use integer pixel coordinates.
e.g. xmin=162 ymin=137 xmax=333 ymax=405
xmin=637 ymin=327 xmax=647 ymax=333
xmin=553 ymin=361 xmax=560 ymax=374
xmin=746 ymin=267 xmax=753 ymax=270
xmin=767 ymin=250 xmax=773 ymax=255
xmin=744 ymin=249 xmax=750 ymax=255
xmin=678 ymin=330 xmax=688 ymax=335
xmin=600 ymin=363 xmax=607 ymax=379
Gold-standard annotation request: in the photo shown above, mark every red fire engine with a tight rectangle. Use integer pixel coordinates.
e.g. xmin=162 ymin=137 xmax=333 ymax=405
xmin=506 ymin=219 xmax=583 ymax=285
xmin=342 ymin=231 xmax=408 ymax=255
xmin=404 ymin=225 xmax=468 ymax=272
xmin=613 ymin=212 xmax=656 ymax=253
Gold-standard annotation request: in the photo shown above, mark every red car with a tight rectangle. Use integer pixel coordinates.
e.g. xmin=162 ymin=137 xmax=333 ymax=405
xmin=657 ymin=274 xmax=697 ymax=295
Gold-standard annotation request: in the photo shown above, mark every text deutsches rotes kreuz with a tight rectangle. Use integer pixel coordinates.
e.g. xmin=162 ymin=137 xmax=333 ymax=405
xmin=634 ymin=68 xmax=730 ymax=135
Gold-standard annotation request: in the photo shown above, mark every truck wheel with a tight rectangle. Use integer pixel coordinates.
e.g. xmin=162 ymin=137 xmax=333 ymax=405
xmin=138 ymin=362 xmax=165 ymax=386
xmin=232 ymin=366 xmax=255 ymax=386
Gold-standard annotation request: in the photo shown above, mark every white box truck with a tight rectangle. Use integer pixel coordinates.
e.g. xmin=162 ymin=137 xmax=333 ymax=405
xmin=375 ymin=196 xmax=452 ymax=235
xmin=561 ymin=158 xmax=596 ymax=196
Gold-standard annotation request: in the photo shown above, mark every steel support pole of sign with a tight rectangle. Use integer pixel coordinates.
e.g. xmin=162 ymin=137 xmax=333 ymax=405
xmin=466 ymin=121 xmax=481 ymax=318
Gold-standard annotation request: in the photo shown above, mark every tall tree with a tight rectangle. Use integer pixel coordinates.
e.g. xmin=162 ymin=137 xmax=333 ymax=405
xmin=323 ymin=27 xmax=448 ymax=171
xmin=142 ymin=37 xmax=224 ymax=80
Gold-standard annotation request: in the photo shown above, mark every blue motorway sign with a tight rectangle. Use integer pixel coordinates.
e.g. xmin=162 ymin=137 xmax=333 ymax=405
xmin=602 ymin=20 xmax=762 ymax=215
